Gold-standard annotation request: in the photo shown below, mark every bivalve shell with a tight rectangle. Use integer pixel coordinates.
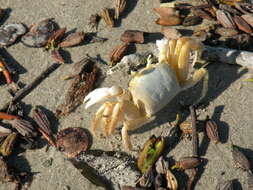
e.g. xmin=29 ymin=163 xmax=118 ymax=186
xmin=153 ymin=7 xmax=179 ymax=18
xmin=215 ymin=27 xmax=238 ymax=37
xmin=0 ymin=23 xmax=26 ymax=46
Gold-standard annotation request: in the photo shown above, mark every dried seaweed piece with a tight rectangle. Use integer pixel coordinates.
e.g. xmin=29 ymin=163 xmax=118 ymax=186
xmin=9 ymin=118 xmax=37 ymax=137
xmin=56 ymin=127 xmax=89 ymax=157
xmin=0 ymin=133 xmax=17 ymax=156
xmin=115 ymin=0 xmax=127 ymax=20
xmin=32 ymin=107 xmax=56 ymax=147
xmin=56 ymin=58 xmax=99 ymax=117
xmin=88 ymin=14 xmax=101 ymax=31
xmin=101 ymin=8 xmax=114 ymax=27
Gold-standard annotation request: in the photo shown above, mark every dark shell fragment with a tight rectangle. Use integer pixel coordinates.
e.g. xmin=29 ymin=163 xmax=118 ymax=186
xmin=0 ymin=23 xmax=26 ymax=46
xmin=56 ymin=127 xmax=89 ymax=158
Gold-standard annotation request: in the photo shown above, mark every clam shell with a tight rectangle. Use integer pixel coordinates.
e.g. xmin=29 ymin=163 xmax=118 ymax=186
xmin=0 ymin=23 xmax=26 ymax=46
xmin=161 ymin=27 xmax=182 ymax=39
xmin=215 ymin=27 xmax=238 ymax=37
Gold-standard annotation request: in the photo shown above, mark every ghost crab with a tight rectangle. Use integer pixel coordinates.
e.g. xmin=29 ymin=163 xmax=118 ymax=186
xmin=84 ymin=37 xmax=207 ymax=151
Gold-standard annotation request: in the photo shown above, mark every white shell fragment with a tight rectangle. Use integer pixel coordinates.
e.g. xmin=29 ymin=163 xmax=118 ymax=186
xmin=0 ymin=23 xmax=26 ymax=46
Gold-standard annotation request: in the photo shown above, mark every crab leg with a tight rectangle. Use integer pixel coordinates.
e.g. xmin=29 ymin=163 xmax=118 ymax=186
xmin=177 ymin=39 xmax=203 ymax=84
xmin=102 ymin=103 xmax=114 ymax=137
xmin=91 ymin=104 xmax=107 ymax=137
xmin=108 ymin=103 xmax=121 ymax=135
xmin=0 ymin=59 xmax=12 ymax=84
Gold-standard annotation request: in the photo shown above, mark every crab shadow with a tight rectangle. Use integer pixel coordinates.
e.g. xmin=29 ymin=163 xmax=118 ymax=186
xmin=132 ymin=63 xmax=247 ymax=136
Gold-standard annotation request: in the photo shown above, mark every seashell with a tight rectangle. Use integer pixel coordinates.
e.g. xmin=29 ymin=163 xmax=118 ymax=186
xmin=0 ymin=23 xmax=26 ymax=46
xmin=233 ymin=15 xmax=252 ymax=33
xmin=219 ymin=4 xmax=241 ymax=15
xmin=153 ymin=7 xmax=179 ymax=18
xmin=241 ymin=14 xmax=253 ymax=28
xmin=232 ymin=145 xmax=251 ymax=171
xmin=161 ymin=27 xmax=182 ymax=40
xmin=156 ymin=16 xmax=181 ymax=26
xmin=215 ymin=27 xmax=238 ymax=37
xmin=21 ymin=18 xmax=56 ymax=47
xmin=216 ymin=10 xmax=236 ymax=29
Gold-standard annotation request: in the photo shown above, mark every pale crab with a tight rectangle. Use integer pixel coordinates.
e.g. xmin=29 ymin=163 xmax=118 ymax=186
xmin=84 ymin=37 xmax=207 ymax=151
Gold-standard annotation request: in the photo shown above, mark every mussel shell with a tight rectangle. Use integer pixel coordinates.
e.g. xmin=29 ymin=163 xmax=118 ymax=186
xmin=0 ymin=23 xmax=26 ymax=46
xmin=21 ymin=33 xmax=49 ymax=47
xmin=21 ymin=18 xmax=56 ymax=47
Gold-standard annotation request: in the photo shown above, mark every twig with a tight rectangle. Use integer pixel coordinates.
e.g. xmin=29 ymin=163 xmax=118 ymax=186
xmin=190 ymin=105 xmax=198 ymax=157
xmin=0 ymin=63 xmax=61 ymax=112
xmin=202 ymin=45 xmax=253 ymax=69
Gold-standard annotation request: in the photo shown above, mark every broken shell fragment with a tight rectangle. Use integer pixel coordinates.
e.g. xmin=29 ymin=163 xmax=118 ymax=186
xmin=0 ymin=23 xmax=26 ymax=47
xmin=205 ymin=118 xmax=220 ymax=144
xmin=216 ymin=10 xmax=236 ymax=29
xmin=0 ymin=126 xmax=12 ymax=138
xmin=156 ymin=16 xmax=181 ymax=26
xmin=137 ymin=167 xmax=154 ymax=188
xmin=137 ymin=135 xmax=165 ymax=173
xmin=21 ymin=18 xmax=56 ymax=47
xmin=0 ymin=133 xmax=17 ymax=156
xmin=120 ymin=30 xmax=144 ymax=44
xmin=51 ymin=49 xmax=65 ymax=64
xmin=161 ymin=28 xmax=182 ymax=40
xmin=32 ymin=107 xmax=56 ymax=147
xmin=59 ymin=32 xmax=86 ymax=48
xmin=109 ymin=43 xmax=130 ymax=66
xmin=173 ymin=157 xmax=201 ymax=170
xmin=56 ymin=127 xmax=89 ymax=158
xmin=9 ymin=118 xmax=37 ymax=137
xmin=233 ymin=15 xmax=252 ymax=33
xmin=216 ymin=180 xmax=234 ymax=190
xmin=215 ymin=27 xmax=238 ymax=37
xmin=166 ymin=168 xmax=178 ymax=190
xmin=232 ymin=145 xmax=251 ymax=171
xmin=153 ymin=7 xmax=179 ymax=18
xmin=101 ymin=8 xmax=114 ymax=27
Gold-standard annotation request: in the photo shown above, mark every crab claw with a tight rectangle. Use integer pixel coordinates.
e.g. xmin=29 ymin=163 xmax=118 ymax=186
xmin=84 ymin=86 xmax=123 ymax=109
